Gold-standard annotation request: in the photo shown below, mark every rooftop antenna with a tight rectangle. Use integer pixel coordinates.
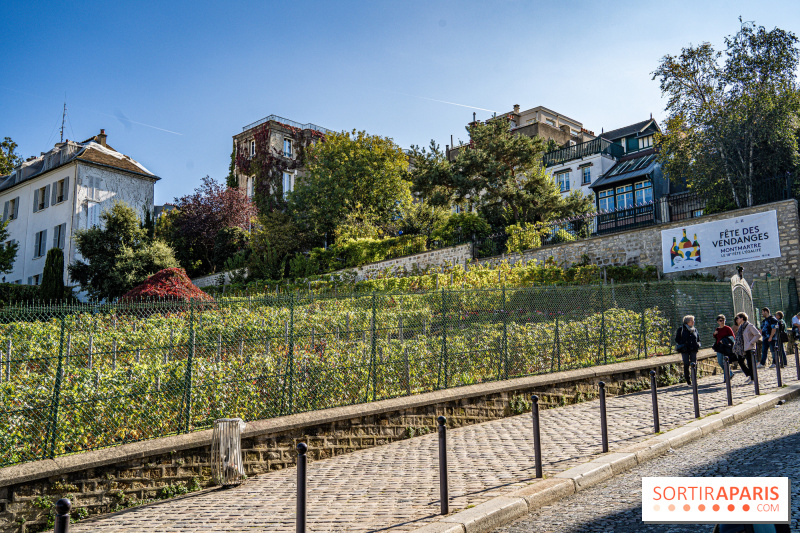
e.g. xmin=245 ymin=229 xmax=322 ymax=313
xmin=59 ymin=101 xmax=67 ymax=143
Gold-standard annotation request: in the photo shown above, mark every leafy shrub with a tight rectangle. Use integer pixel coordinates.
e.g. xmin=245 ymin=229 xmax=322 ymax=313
xmin=0 ymin=283 xmax=40 ymax=306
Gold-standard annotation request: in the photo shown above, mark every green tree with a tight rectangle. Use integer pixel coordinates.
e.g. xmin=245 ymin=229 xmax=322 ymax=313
xmin=411 ymin=119 xmax=593 ymax=226
xmin=69 ymin=202 xmax=179 ymax=300
xmin=289 ymin=130 xmax=412 ymax=239
xmin=0 ymin=137 xmax=23 ymax=175
xmin=0 ymin=219 xmax=18 ymax=274
xmin=653 ymin=19 xmax=800 ymax=208
xmin=40 ymin=248 xmax=66 ymax=301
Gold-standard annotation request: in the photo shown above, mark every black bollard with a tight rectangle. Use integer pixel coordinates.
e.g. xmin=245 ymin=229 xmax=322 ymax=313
xmin=296 ymin=443 xmax=307 ymax=533
xmin=599 ymin=381 xmax=608 ymax=453
xmin=649 ymin=370 xmax=660 ymax=433
xmin=690 ymin=362 xmax=700 ymax=418
xmin=775 ymin=344 xmax=783 ymax=387
xmin=54 ymin=498 xmax=71 ymax=533
xmin=795 ymin=344 xmax=800 ymax=381
xmin=751 ymin=351 xmax=760 ymax=395
xmin=724 ymin=356 xmax=733 ymax=406
xmin=437 ymin=416 xmax=449 ymax=515
xmin=531 ymin=395 xmax=542 ymax=478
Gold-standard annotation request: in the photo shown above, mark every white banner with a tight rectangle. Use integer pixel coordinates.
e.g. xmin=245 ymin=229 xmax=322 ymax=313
xmin=661 ymin=211 xmax=781 ymax=274
xmin=642 ymin=477 xmax=790 ymax=524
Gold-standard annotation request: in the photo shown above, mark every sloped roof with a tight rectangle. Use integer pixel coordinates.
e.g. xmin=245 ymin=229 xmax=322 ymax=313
xmin=599 ymin=119 xmax=660 ymax=142
xmin=0 ymin=136 xmax=158 ymax=194
xmin=589 ymin=149 xmax=658 ymax=190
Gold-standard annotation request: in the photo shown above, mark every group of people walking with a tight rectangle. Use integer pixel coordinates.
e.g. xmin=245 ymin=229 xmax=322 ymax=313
xmin=675 ymin=307 xmax=798 ymax=387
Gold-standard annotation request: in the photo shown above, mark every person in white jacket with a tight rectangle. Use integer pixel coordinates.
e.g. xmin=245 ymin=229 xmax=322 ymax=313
xmin=733 ymin=312 xmax=760 ymax=383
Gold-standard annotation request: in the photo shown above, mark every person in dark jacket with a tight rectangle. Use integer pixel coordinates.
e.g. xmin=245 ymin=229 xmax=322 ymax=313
xmin=713 ymin=314 xmax=735 ymax=380
xmin=676 ymin=315 xmax=701 ymax=386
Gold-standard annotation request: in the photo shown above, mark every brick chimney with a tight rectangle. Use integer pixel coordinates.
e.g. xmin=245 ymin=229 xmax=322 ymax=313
xmin=97 ymin=129 xmax=107 ymax=147
xmin=513 ymin=104 xmax=520 ymax=114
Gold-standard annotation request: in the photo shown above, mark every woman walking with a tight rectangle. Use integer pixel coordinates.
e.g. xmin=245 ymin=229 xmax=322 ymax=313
xmin=712 ymin=315 xmax=735 ymax=380
xmin=733 ymin=312 xmax=760 ymax=383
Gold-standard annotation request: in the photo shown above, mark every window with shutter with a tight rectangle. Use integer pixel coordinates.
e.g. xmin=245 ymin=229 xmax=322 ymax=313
xmin=63 ymin=177 xmax=69 ymax=202
xmin=43 ymin=185 xmax=50 ymax=209
xmin=59 ymin=223 xmax=66 ymax=249
xmin=51 ymin=182 xmax=58 ymax=205
xmin=33 ymin=189 xmax=39 ymax=212
xmin=12 ymin=197 xmax=19 ymax=220
xmin=2 ymin=201 xmax=7 ymax=222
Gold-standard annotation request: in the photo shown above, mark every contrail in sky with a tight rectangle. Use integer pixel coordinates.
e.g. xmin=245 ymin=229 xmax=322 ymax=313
xmin=388 ymin=90 xmax=497 ymax=113
xmin=0 ymin=85 xmax=183 ymax=136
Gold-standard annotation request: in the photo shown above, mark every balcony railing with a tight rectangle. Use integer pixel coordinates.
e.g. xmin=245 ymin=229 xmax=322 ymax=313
xmin=243 ymin=114 xmax=332 ymax=135
xmin=543 ymin=138 xmax=624 ymax=167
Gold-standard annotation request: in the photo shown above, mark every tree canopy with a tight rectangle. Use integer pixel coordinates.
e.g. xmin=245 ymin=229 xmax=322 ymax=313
xmin=288 ymin=130 xmax=412 ymax=239
xmin=0 ymin=137 xmax=23 ymax=176
xmin=165 ymin=176 xmax=257 ymax=277
xmin=69 ymin=202 xmax=178 ymax=300
xmin=653 ymin=19 xmax=800 ymax=208
xmin=0 ymin=219 xmax=18 ymax=275
xmin=410 ymin=119 xmax=593 ymax=227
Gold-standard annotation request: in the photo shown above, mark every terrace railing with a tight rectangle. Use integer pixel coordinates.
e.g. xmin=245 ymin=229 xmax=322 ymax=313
xmin=543 ymin=138 xmax=625 ymax=167
xmin=242 ymin=114 xmax=332 ymax=135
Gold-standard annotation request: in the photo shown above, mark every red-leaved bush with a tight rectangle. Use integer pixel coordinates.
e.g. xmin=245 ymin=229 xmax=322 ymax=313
xmin=121 ymin=268 xmax=214 ymax=303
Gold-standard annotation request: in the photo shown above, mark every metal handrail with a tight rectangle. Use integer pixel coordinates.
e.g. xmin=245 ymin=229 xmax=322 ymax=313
xmin=242 ymin=115 xmax=332 ymax=135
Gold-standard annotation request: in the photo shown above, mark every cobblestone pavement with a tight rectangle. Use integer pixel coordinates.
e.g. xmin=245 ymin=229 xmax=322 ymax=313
xmin=496 ymin=392 xmax=800 ymax=533
xmin=72 ymin=360 xmax=799 ymax=533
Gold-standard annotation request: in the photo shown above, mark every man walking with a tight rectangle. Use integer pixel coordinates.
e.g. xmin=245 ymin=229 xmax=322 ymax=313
xmin=733 ymin=312 xmax=759 ymax=383
xmin=676 ymin=315 xmax=701 ymax=386
xmin=759 ymin=307 xmax=778 ymax=368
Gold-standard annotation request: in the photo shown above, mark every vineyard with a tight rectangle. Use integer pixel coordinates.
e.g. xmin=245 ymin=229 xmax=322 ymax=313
xmin=0 ymin=278 xmax=796 ymax=468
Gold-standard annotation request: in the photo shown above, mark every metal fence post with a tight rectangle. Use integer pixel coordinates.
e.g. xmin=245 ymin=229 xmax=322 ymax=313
xmin=371 ymin=292 xmax=377 ymax=401
xmin=440 ymin=289 xmax=448 ymax=389
xmin=531 ymin=395 xmax=543 ymax=478
xmin=54 ymin=498 xmax=71 ymax=533
xmin=751 ymin=351 xmax=760 ymax=395
xmin=46 ymin=314 xmax=66 ymax=459
xmin=288 ymin=293 xmax=295 ymax=414
xmin=183 ymin=299 xmax=195 ymax=432
xmin=601 ymin=287 xmax=607 ymax=365
xmin=724 ymin=356 xmax=733 ymax=406
xmin=649 ymin=370 xmax=660 ymax=433
xmin=775 ymin=346 xmax=783 ymax=388
xmin=437 ymin=416 xmax=449 ymax=515
xmin=599 ymin=381 xmax=608 ymax=453
xmin=690 ymin=362 xmax=700 ymax=418
xmin=296 ymin=442 xmax=307 ymax=533
xmin=795 ymin=343 xmax=800 ymax=381
xmin=502 ymin=285 xmax=508 ymax=380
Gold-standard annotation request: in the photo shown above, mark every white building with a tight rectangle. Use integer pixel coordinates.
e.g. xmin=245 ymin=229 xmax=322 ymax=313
xmin=0 ymin=130 xmax=159 ymax=286
xmin=544 ymin=118 xmax=661 ymax=200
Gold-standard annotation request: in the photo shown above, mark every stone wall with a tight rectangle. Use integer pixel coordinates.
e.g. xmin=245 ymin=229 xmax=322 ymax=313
xmin=340 ymin=243 xmax=473 ymax=281
xmin=478 ymin=200 xmax=800 ymax=281
xmin=0 ymin=352 xmax=719 ymax=532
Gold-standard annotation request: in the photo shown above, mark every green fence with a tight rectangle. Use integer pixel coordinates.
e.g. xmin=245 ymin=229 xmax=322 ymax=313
xmin=0 ymin=278 xmax=796 ymax=467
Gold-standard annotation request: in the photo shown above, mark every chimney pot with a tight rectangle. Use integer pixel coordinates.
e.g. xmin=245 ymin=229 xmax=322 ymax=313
xmin=513 ymin=104 xmax=520 ymax=114
xmin=97 ymin=129 xmax=107 ymax=147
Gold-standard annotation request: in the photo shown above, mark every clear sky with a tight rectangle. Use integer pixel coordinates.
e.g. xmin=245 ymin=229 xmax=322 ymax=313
xmin=1 ymin=1 xmax=798 ymax=204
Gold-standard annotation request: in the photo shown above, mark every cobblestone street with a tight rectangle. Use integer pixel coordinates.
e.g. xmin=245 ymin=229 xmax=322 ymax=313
xmin=71 ymin=360 xmax=798 ymax=533
xmin=496 ymin=391 xmax=800 ymax=532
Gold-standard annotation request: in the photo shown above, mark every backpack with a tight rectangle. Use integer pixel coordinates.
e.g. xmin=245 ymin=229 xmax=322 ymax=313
xmin=674 ymin=326 xmax=685 ymax=353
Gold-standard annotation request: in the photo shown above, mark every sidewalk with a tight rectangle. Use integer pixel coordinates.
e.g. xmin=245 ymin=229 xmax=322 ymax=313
xmin=71 ymin=360 xmax=798 ymax=532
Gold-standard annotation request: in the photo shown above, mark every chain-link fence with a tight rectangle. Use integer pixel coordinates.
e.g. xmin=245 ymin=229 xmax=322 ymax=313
xmin=0 ymin=278 xmax=796 ymax=467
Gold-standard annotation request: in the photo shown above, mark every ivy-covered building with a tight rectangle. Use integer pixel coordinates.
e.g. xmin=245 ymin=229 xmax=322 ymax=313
xmin=230 ymin=115 xmax=330 ymax=212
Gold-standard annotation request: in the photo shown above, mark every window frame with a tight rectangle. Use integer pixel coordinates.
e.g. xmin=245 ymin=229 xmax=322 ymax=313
xmin=598 ymin=189 xmax=615 ymax=212
xmin=615 ymin=184 xmax=634 ymax=209
xmin=556 ymin=171 xmax=570 ymax=193
xmin=250 ymin=140 xmax=256 ymax=157
xmin=634 ymin=180 xmax=653 ymax=205
xmin=282 ymin=171 xmax=294 ymax=199
xmin=283 ymin=138 xmax=293 ymax=158
xmin=582 ymin=167 xmax=591 ymax=185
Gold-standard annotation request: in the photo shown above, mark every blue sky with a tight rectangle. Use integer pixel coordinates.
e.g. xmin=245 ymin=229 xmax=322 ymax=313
xmin=1 ymin=1 xmax=798 ymax=204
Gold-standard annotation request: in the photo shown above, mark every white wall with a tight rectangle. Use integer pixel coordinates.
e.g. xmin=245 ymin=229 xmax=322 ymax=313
xmin=0 ymin=161 xmax=155 ymax=288
xmin=546 ymin=153 xmax=617 ymax=199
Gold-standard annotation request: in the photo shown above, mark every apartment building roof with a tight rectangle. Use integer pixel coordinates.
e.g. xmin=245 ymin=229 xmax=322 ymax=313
xmin=0 ymin=130 xmax=158 ymax=194
xmin=599 ymin=119 xmax=659 ymax=142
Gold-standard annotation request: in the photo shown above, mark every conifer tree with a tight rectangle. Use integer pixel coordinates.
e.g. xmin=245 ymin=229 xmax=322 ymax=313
xmin=40 ymin=248 xmax=65 ymax=301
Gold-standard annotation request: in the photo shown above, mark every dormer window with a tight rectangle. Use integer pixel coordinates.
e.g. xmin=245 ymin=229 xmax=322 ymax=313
xmin=638 ymin=135 xmax=653 ymax=150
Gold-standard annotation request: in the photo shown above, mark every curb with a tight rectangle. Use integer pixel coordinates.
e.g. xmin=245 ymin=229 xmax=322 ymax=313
xmin=410 ymin=383 xmax=800 ymax=533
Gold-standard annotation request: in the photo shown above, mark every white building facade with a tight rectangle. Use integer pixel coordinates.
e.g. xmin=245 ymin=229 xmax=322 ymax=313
xmin=0 ymin=130 xmax=159 ymax=286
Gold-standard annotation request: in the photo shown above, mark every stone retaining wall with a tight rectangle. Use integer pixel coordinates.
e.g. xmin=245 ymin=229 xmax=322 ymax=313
xmin=478 ymin=200 xmax=800 ymax=281
xmin=0 ymin=352 xmax=720 ymax=532
xmin=336 ymin=243 xmax=473 ymax=281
